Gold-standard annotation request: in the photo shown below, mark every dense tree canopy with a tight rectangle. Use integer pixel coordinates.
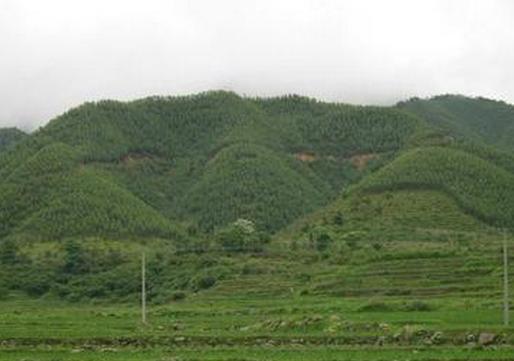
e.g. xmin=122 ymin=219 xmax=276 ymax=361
xmin=0 ymin=91 xmax=513 ymax=243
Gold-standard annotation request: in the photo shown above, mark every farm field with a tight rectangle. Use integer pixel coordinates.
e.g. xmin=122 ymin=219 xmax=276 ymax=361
xmin=1 ymin=234 xmax=513 ymax=361
xmin=1 ymin=295 xmax=513 ymax=360
xmin=3 ymin=346 xmax=514 ymax=361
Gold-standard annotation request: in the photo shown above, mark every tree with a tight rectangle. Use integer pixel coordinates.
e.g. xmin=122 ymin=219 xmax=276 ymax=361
xmin=63 ymin=240 xmax=87 ymax=274
xmin=310 ymin=226 xmax=333 ymax=252
xmin=215 ymin=219 xmax=269 ymax=252
xmin=333 ymin=211 xmax=344 ymax=226
xmin=0 ymin=239 xmax=18 ymax=265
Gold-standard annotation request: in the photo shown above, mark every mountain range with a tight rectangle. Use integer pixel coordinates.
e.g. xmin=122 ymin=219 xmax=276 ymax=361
xmin=1 ymin=92 xmax=513 ymax=246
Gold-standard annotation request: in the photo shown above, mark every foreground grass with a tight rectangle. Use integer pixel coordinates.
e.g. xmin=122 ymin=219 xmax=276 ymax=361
xmin=0 ymin=295 xmax=510 ymax=340
xmin=2 ymin=346 xmax=514 ymax=361
xmin=1 ymin=232 xmax=513 ymax=360
xmin=1 ymin=294 xmax=513 ymax=360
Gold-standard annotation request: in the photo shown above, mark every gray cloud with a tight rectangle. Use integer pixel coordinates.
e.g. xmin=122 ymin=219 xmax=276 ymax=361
xmin=1 ymin=0 xmax=514 ymax=130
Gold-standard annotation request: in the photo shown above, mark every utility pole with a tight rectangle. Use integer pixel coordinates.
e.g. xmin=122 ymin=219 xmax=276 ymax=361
xmin=503 ymin=230 xmax=509 ymax=327
xmin=141 ymin=252 xmax=147 ymax=325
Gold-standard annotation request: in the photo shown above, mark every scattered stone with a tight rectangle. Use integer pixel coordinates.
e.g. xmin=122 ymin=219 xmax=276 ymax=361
xmin=375 ymin=336 xmax=386 ymax=346
xmin=401 ymin=325 xmax=418 ymax=342
xmin=329 ymin=314 xmax=341 ymax=323
xmin=100 ymin=347 xmax=118 ymax=353
xmin=393 ymin=332 xmax=402 ymax=342
xmin=430 ymin=331 xmax=444 ymax=345
xmin=379 ymin=323 xmax=390 ymax=331
xmin=478 ymin=332 xmax=496 ymax=346
xmin=465 ymin=342 xmax=477 ymax=349
xmin=466 ymin=333 xmax=476 ymax=343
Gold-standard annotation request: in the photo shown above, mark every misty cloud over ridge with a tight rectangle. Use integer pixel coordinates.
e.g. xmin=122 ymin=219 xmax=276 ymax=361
xmin=1 ymin=0 xmax=514 ymax=129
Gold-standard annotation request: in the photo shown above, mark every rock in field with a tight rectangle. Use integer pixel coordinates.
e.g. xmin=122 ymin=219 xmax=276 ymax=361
xmin=478 ymin=332 xmax=496 ymax=346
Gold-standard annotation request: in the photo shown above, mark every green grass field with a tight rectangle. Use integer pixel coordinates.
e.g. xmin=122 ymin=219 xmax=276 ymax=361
xmin=2 ymin=231 xmax=514 ymax=360
xmin=1 ymin=295 xmax=513 ymax=360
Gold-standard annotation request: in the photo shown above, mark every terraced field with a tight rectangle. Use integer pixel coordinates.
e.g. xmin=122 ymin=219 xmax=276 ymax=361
xmin=1 ymin=233 xmax=513 ymax=360
xmin=311 ymin=253 xmax=503 ymax=299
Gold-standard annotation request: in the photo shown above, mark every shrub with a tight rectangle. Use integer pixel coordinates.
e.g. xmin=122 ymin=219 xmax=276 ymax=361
xmin=341 ymin=231 xmax=367 ymax=249
xmin=309 ymin=226 xmax=334 ymax=252
xmin=194 ymin=275 xmax=216 ymax=290
xmin=21 ymin=277 xmax=51 ymax=297
xmin=333 ymin=211 xmax=344 ymax=226
xmin=170 ymin=291 xmax=187 ymax=301
xmin=62 ymin=240 xmax=88 ymax=274
xmin=0 ymin=285 xmax=8 ymax=300
xmin=403 ymin=300 xmax=434 ymax=312
xmin=0 ymin=239 xmax=18 ymax=265
xmin=357 ymin=301 xmax=393 ymax=312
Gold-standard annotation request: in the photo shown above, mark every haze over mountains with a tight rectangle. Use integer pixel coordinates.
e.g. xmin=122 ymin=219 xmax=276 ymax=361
xmin=1 ymin=91 xmax=513 ymax=246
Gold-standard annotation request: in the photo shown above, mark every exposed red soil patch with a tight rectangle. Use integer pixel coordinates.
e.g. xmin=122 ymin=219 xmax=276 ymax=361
xmin=295 ymin=152 xmax=316 ymax=162
xmin=350 ymin=153 xmax=378 ymax=170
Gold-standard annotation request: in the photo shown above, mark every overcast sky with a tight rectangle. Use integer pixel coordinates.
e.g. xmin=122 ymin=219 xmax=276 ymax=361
xmin=1 ymin=0 xmax=514 ymax=130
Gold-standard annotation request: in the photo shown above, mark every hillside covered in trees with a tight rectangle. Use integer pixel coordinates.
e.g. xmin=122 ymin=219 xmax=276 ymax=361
xmin=0 ymin=91 xmax=513 ymax=244
xmin=0 ymin=91 xmax=429 ymax=241
xmin=0 ymin=127 xmax=26 ymax=153
xmin=398 ymin=94 xmax=514 ymax=152
xmin=0 ymin=91 xmax=514 ymax=301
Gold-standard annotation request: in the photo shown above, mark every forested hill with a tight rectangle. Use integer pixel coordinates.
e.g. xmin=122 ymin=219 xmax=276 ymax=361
xmin=0 ymin=91 xmax=513 ymax=244
xmin=0 ymin=127 xmax=26 ymax=153
xmin=398 ymin=94 xmax=514 ymax=152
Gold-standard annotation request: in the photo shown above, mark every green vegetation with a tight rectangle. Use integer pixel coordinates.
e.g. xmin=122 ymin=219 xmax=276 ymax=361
xmin=2 ymin=231 xmax=514 ymax=359
xmin=183 ymin=142 xmax=332 ymax=232
xmin=0 ymin=91 xmax=423 ymax=240
xmin=399 ymin=94 xmax=514 ymax=152
xmin=0 ymin=143 xmax=181 ymax=241
xmin=0 ymin=127 xmax=26 ymax=153
xmin=359 ymin=146 xmax=514 ymax=228
xmin=1 ymin=92 xmax=514 ymax=359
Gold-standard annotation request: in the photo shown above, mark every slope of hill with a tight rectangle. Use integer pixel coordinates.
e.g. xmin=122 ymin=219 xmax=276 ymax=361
xmin=0 ymin=127 xmax=27 ymax=153
xmin=280 ymin=94 xmax=514 ymax=246
xmin=285 ymin=142 xmax=514 ymax=250
xmin=1 ymin=91 xmax=513 ymax=245
xmin=398 ymin=94 xmax=514 ymax=152
xmin=0 ymin=142 xmax=182 ymax=242
xmin=0 ymin=91 xmax=425 ymax=240
xmin=1 ymin=91 xmax=514 ymax=305
xmin=358 ymin=146 xmax=514 ymax=227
